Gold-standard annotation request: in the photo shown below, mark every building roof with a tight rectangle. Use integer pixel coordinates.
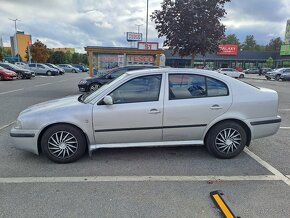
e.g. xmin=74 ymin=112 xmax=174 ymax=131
xmin=164 ymin=50 xmax=286 ymax=61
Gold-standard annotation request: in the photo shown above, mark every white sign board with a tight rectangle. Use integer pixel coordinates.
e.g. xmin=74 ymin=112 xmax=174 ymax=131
xmin=127 ymin=32 xmax=142 ymax=41
xmin=138 ymin=42 xmax=159 ymax=50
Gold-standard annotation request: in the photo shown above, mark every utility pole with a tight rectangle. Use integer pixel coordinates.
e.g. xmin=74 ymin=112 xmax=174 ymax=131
xmin=145 ymin=0 xmax=149 ymax=49
xmin=135 ymin=24 xmax=143 ymax=48
xmin=9 ymin=18 xmax=20 ymax=62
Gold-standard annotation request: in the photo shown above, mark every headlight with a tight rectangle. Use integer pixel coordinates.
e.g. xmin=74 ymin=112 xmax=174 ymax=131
xmin=79 ymin=80 xmax=87 ymax=85
xmin=14 ymin=119 xmax=22 ymax=129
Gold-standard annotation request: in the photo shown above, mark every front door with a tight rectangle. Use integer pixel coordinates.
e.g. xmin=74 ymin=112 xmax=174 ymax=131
xmin=93 ymin=74 xmax=164 ymax=144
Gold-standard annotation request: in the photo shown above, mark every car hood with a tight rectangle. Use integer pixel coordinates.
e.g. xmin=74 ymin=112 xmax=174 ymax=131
xmin=2 ymin=69 xmax=16 ymax=75
xmin=21 ymin=95 xmax=83 ymax=115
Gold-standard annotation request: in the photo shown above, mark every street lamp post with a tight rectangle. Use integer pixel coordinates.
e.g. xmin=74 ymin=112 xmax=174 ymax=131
xmin=9 ymin=18 xmax=20 ymax=62
xmin=145 ymin=0 xmax=149 ymax=49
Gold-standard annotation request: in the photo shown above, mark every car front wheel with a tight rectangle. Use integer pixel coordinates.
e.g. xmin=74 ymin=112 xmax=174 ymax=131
xmin=89 ymin=83 xmax=101 ymax=92
xmin=205 ymin=121 xmax=247 ymax=159
xmin=239 ymin=74 xmax=244 ymax=78
xmin=41 ymin=124 xmax=86 ymax=163
xmin=17 ymin=73 xmax=24 ymax=79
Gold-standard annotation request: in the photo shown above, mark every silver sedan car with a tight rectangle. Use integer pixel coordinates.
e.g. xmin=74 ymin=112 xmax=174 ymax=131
xmin=10 ymin=68 xmax=281 ymax=163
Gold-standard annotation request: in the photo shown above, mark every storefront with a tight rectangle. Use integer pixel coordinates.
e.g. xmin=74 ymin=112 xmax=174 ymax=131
xmin=85 ymin=46 xmax=164 ymax=77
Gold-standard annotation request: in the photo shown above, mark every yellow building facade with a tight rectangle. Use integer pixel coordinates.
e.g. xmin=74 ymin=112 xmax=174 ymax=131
xmin=51 ymin=48 xmax=75 ymax=53
xmin=10 ymin=31 xmax=31 ymax=61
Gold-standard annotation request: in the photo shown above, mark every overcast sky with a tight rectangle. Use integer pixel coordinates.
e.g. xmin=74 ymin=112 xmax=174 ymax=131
xmin=0 ymin=0 xmax=289 ymax=53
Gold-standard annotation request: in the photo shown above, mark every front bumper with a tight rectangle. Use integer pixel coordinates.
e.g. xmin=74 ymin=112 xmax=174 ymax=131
xmin=10 ymin=128 xmax=40 ymax=155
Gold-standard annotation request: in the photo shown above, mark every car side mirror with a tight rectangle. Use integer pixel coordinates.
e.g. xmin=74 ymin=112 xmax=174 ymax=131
xmin=103 ymin=95 xmax=113 ymax=105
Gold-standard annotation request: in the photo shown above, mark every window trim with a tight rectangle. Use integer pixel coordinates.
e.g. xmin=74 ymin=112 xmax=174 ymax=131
xmin=168 ymin=73 xmax=229 ymax=101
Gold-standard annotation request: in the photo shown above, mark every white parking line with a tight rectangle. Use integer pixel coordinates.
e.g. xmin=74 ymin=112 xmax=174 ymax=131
xmin=34 ymin=83 xmax=52 ymax=87
xmin=244 ymin=148 xmax=290 ymax=186
xmin=0 ymin=89 xmax=23 ymax=95
xmin=279 ymin=109 xmax=290 ymax=111
xmin=280 ymin=127 xmax=290 ymax=129
xmin=0 ymin=175 xmax=280 ymax=184
xmin=0 ymin=121 xmax=16 ymax=131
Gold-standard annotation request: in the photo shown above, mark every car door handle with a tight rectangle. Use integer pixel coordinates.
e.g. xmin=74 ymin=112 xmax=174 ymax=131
xmin=210 ymin=104 xmax=223 ymax=110
xmin=149 ymin=109 xmax=161 ymax=114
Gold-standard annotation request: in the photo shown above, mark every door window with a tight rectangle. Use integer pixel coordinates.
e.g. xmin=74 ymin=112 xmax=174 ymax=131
xmin=169 ymin=74 xmax=229 ymax=100
xmin=110 ymin=75 xmax=162 ymax=104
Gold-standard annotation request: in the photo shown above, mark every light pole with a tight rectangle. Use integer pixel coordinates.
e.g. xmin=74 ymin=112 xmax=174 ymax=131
xmin=9 ymin=18 xmax=20 ymax=62
xmin=145 ymin=0 xmax=149 ymax=49
xmin=135 ymin=24 xmax=143 ymax=48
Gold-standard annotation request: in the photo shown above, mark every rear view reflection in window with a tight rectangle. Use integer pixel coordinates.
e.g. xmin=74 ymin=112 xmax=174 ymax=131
xmin=207 ymin=77 xmax=229 ymax=97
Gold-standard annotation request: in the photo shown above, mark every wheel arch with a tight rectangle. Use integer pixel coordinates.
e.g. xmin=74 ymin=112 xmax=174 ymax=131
xmin=204 ymin=118 xmax=251 ymax=147
xmin=37 ymin=122 xmax=90 ymax=154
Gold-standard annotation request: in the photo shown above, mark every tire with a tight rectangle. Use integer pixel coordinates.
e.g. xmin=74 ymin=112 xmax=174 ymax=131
xmin=275 ymin=74 xmax=280 ymax=81
xmin=239 ymin=74 xmax=244 ymax=78
xmin=72 ymin=69 xmax=76 ymax=73
xmin=266 ymin=77 xmax=271 ymax=80
xmin=0 ymin=75 xmax=4 ymax=81
xmin=89 ymin=83 xmax=101 ymax=92
xmin=205 ymin=121 xmax=247 ymax=159
xmin=46 ymin=71 xmax=52 ymax=76
xmin=41 ymin=124 xmax=86 ymax=163
xmin=17 ymin=73 xmax=24 ymax=79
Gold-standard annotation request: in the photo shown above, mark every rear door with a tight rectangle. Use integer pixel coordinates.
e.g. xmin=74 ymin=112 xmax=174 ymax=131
xmin=163 ymin=72 xmax=232 ymax=141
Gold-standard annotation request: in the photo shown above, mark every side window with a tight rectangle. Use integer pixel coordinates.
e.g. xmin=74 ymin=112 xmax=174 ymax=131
xmin=169 ymin=74 xmax=206 ymax=100
xmin=29 ymin=64 xmax=36 ymax=67
xmin=110 ymin=75 xmax=162 ymax=104
xmin=207 ymin=77 xmax=229 ymax=97
xmin=38 ymin=65 xmax=45 ymax=69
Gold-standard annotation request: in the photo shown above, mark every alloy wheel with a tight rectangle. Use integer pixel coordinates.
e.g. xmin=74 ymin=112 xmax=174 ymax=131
xmin=90 ymin=84 xmax=100 ymax=92
xmin=47 ymin=131 xmax=78 ymax=159
xmin=215 ymin=128 xmax=241 ymax=154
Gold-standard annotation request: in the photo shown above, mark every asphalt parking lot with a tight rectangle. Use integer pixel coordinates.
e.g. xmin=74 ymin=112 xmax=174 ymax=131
xmin=0 ymin=73 xmax=290 ymax=218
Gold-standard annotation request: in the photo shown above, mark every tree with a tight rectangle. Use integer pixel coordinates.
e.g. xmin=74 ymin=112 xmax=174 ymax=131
xmin=151 ymin=0 xmax=230 ymax=66
xmin=265 ymin=37 xmax=283 ymax=51
xmin=72 ymin=53 xmax=81 ymax=64
xmin=266 ymin=57 xmax=273 ymax=68
xmin=241 ymin=35 xmax=257 ymax=50
xmin=30 ymin=40 xmax=49 ymax=62
xmin=49 ymin=51 xmax=66 ymax=64
xmin=220 ymin=34 xmax=240 ymax=46
xmin=64 ymin=51 xmax=72 ymax=63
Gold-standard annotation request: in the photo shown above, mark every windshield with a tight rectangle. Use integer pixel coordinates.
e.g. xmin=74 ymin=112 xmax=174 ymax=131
xmin=0 ymin=66 xmax=4 ymax=70
xmin=83 ymin=73 xmax=128 ymax=103
xmin=8 ymin=64 xmax=22 ymax=70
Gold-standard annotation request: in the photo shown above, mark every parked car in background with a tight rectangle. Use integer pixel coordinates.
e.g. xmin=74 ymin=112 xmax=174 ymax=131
xmin=243 ymin=68 xmax=259 ymax=74
xmin=10 ymin=68 xmax=281 ymax=163
xmin=27 ymin=63 xmax=59 ymax=76
xmin=78 ymin=65 xmax=159 ymax=92
xmin=15 ymin=62 xmax=29 ymax=69
xmin=0 ymin=63 xmax=35 ymax=79
xmin=217 ymin=68 xmax=245 ymax=78
xmin=44 ymin=63 xmax=65 ymax=75
xmin=260 ymin=68 xmax=272 ymax=76
xmin=72 ymin=64 xmax=88 ymax=72
xmin=58 ymin=64 xmax=81 ymax=73
xmin=0 ymin=66 xmax=17 ymax=80
xmin=265 ymin=68 xmax=290 ymax=80
xmin=279 ymin=68 xmax=290 ymax=81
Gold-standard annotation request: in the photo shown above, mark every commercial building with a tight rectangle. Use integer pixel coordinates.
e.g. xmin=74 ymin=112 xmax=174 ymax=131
xmin=51 ymin=48 xmax=75 ymax=53
xmin=85 ymin=46 xmax=164 ymax=77
xmin=10 ymin=31 xmax=31 ymax=61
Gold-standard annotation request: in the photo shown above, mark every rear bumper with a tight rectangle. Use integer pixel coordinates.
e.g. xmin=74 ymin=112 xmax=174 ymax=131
xmin=10 ymin=128 xmax=40 ymax=155
xmin=247 ymin=116 xmax=281 ymax=140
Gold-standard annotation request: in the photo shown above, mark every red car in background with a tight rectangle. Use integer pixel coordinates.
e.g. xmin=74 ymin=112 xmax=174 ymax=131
xmin=0 ymin=66 xmax=17 ymax=81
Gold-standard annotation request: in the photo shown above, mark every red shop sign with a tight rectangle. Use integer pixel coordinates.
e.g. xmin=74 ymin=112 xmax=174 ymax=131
xmin=217 ymin=44 xmax=238 ymax=55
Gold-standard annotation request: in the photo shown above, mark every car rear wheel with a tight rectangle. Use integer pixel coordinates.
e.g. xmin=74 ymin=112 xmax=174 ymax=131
xmin=205 ymin=121 xmax=247 ymax=159
xmin=41 ymin=124 xmax=86 ymax=163
xmin=17 ymin=73 xmax=24 ymax=79
xmin=239 ymin=74 xmax=244 ymax=78
xmin=89 ymin=83 xmax=101 ymax=92
xmin=0 ymin=75 xmax=4 ymax=81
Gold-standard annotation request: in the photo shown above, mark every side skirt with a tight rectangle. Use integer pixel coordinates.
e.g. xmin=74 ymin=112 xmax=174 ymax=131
xmin=88 ymin=140 xmax=204 ymax=156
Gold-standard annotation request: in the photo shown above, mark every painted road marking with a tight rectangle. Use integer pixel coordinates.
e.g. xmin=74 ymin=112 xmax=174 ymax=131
xmin=34 ymin=83 xmax=52 ymax=87
xmin=0 ymin=121 xmax=16 ymax=131
xmin=279 ymin=109 xmax=290 ymax=111
xmin=244 ymin=148 xmax=290 ymax=186
xmin=0 ymin=89 xmax=23 ymax=95
xmin=280 ymin=127 xmax=290 ymax=129
xmin=0 ymin=175 xmax=281 ymax=184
